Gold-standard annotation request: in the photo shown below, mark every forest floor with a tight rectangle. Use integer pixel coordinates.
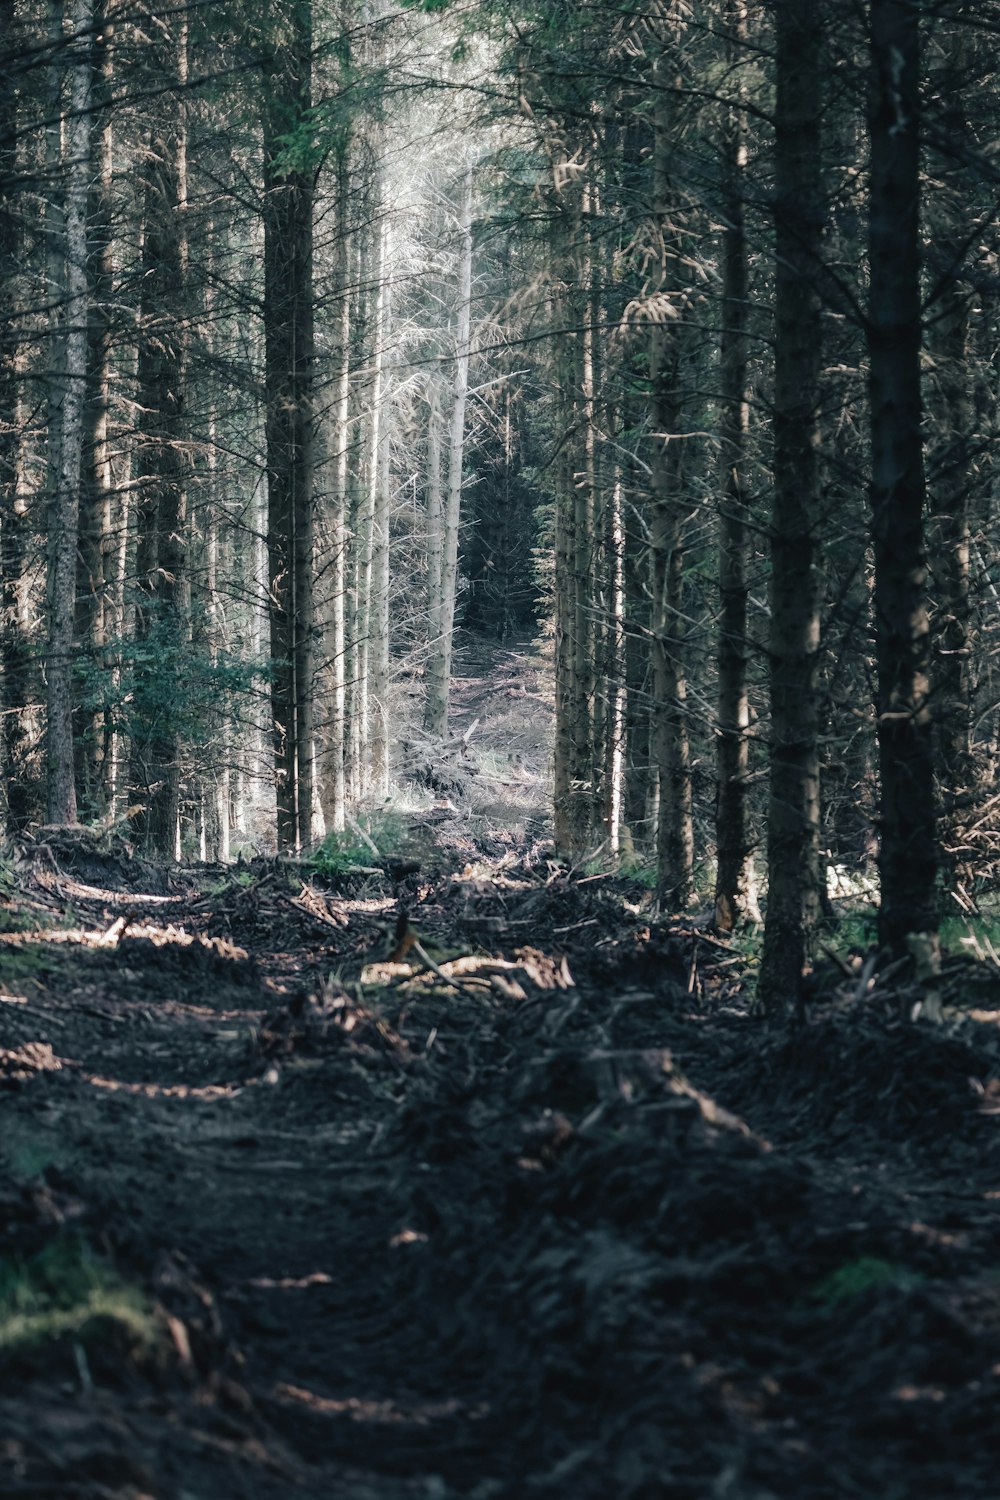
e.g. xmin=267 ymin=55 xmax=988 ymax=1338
xmin=3 ymin=642 xmax=1000 ymax=1498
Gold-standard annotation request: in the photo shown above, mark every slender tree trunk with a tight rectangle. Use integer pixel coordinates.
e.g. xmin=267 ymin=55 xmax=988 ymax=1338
xmin=927 ymin=26 xmax=975 ymax=886
xmin=46 ymin=0 xmax=92 ymax=826
xmin=573 ymin=179 xmax=599 ymax=844
xmin=130 ymin=18 xmax=189 ymax=856
xmin=551 ymin=215 xmax=582 ymax=856
xmin=605 ymin=469 xmax=626 ymax=858
xmin=0 ymin=0 xmax=31 ymax=830
xmin=649 ymin=43 xmax=694 ymax=910
xmin=758 ymin=0 xmax=823 ymax=1014
xmin=714 ymin=0 xmax=760 ymax=930
xmin=75 ymin=0 xmax=114 ymax=818
xmin=344 ymin=230 xmax=367 ymax=805
xmin=622 ymin=479 xmax=653 ymax=849
xmin=357 ymin=214 xmax=386 ymax=793
xmin=425 ymin=384 xmax=444 ymax=705
xmin=262 ymin=0 xmax=314 ymax=852
xmin=318 ymin=142 xmax=351 ymax=835
xmin=369 ymin=266 xmax=391 ymax=797
xmin=869 ymin=0 xmax=937 ymax=959
xmin=424 ymin=161 xmax=473 ymax=738
xmin=552 ymin=333 xmax=576 ymax=853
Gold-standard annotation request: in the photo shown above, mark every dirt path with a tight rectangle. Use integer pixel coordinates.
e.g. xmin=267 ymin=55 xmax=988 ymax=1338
xmin=1 ymin=670 xmax=1000 ymax=1496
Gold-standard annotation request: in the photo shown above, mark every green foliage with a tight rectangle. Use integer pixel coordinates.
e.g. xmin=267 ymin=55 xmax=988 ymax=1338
xmin=807 ymin=1256 xmax=922 ymax=1307
xmin=309 ymin=809 xmax=409 ymax=879
xmin=82 ymin=610 xmax=263 ymax=781
xmin=0 ymin=941 xmax=48 ymax=985
xmin=618 ymin=858 xmax=657 ymax=890
xmin=0 ymin=1234 xmax=155 ymax=1357
xmin=271 ymin=114 xmax=324 ymax=176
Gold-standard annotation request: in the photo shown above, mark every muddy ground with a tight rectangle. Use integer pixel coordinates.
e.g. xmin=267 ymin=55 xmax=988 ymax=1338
xmin=1 ymin=663 xmax=1000 ymax=1496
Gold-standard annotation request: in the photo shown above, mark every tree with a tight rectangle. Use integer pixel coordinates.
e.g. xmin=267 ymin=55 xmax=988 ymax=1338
xmin=129 ymin=12 xmax=190 ymax=855
xmin=45 ymin=0 xmax=92 ymax=826
xmin=868 ymin=0 xmax=937 ymax=960
xmin=757 ymin=0 xmax=824 ymax=1015
xmin=713 ymin=0 xmax=760 ymax=931
xmin=261 ymin=0 xmax=316 ymax=853
xmin=425 ymin=157 xmax=475 ymax=738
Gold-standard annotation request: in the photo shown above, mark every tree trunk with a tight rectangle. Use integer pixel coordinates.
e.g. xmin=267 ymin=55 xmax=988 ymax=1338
xmin=714 ymin=0 xmax=760 ymax=931
xmin=46 ymin=0 xmax=92 ymax=826
xmin=318 ymin=142 xmax=351 ymax=836
xmin=758 ymin=0 xmax=824 ymax=1014
xmin=425 ymin=384 xmax=444 ymax=712
xmin=262 ymin=0 xmax=314 ymax=852
xmin=0 ymin=0 xmax=32 ymax=831
xmin=927 ymin=25 xmax=975 ymax=887
xmin=424 ymin=161 xmax=473 ymax=738
xmin=369 ymin=264 xmax=392 ymax=798
xmin=75 ymin=0 xmax=114 ymax=819
xmin=130 ymin=18 xmax=189 ymax=856
xmin=357 ymin=212 xmax=387 ymax=795
xmin=649 ymin=43 xmax=694 ymax=911
xmin=869 ymin=0 xmax=937 ymax=958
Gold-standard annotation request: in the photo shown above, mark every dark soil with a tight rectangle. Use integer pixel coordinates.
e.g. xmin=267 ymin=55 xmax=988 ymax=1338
xmin=2 ymin=818 xmax=1000 ymax=1498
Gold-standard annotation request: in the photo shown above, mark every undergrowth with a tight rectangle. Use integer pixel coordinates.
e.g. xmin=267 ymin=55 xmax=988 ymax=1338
xmin=310 ymin=808 xmax=410 ymax=878
xmin=0 ymin=1233 xmax=156 ymax=1359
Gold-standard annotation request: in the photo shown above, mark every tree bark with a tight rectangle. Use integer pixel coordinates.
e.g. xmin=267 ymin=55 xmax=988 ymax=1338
xmin=75 ymin=0 xmax=114 ymax=819
xmin=262 ymin=0 xmax=315 ymax=852
xmin=0 ymin=0 xmax=32 ymax=831
xmin=926 ymin=24 xmax=975 ymax=886
xmin=714 ymin=0 xmax=761 ymax=931
xmin=424 ymin=161 xmax=473 ymax=738
xmin=369 ymin=264 xmax=391 ymax=798
xmin=130 ymin=18 xmax=189 ymax=856
xmin=649 ymin=41 xmax=694 ymax=910
xmin=869 ymin=0 xmax=937 ymax=957
xmin=758 ymin=0 xmax=824 ymax=1014
xmin=46 ymin=0 xmax=92 ymax=826
xmin=318 ymin=141 xmax=351 ymax=836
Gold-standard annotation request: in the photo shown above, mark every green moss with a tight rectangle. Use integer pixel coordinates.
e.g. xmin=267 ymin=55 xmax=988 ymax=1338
xmin=0 ymin=941 xmax=49 ymax=985
xmin=807 ymin=1256 xmax=921 ymax=1307
xmin=0 ymin=1233 xmax=156 ymax=1358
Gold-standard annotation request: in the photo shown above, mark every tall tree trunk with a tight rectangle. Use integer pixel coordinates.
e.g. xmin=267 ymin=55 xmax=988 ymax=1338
xmin=0 ymin=0 xmax=31 ymax=830
xmin=344 ymin=230 xmax=367 ymax=806
xmin=758 ymin=0 xmax=823 ymax=1014
xmin=425 ymin=383 xmax=444 ymax=708
xmin=424 ymin=161 xmax=473 ymax=738
xmin=552 ymin=301 xmax=577 ymax=854
xmin=714 ymin=0 xmax=760 ymax=931
xmin=574 ymin=178 xmax=598 ymax=845
xmin=262 ymin=0 xmax=314 ymax=852
xmin=357 ymin=212 xmax=386 ymax=795
xmin=369 ymin=265 xmax=391 ymax=798
xmin=869 ymin=0 xmax=938 ymax=959
xmin=604 ymin=468 xmax=626 ymax=858
xmin=318 ymin=142 xmax=351 ymax=835
xmin=46 ymin=0 xmax=92 ymax=826
xmin=130 ymin=18 xmax=189 ymax=856
xmin=649 ymin=40 xmax=694 ymax=911
xmin=75 ymin=0 xmax=114 ymax=818
xmin=927 ymin=26 xmax=975 ymax=887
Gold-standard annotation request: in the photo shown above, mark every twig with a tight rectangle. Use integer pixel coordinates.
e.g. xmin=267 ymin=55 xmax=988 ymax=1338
xmin=345 ymin=815 xmax=381 ymax=860
xmin=410 ymin=939 xmax=466 ymax=992
xmin=853 ymin=950 xmax=879 ymax=1002
xmin=819 ymin=943 xmax=855 ymax=980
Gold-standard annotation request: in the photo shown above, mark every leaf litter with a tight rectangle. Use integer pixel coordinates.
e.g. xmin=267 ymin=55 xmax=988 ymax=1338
xmin=0 ymin=828 xmax=999 ymax=1497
